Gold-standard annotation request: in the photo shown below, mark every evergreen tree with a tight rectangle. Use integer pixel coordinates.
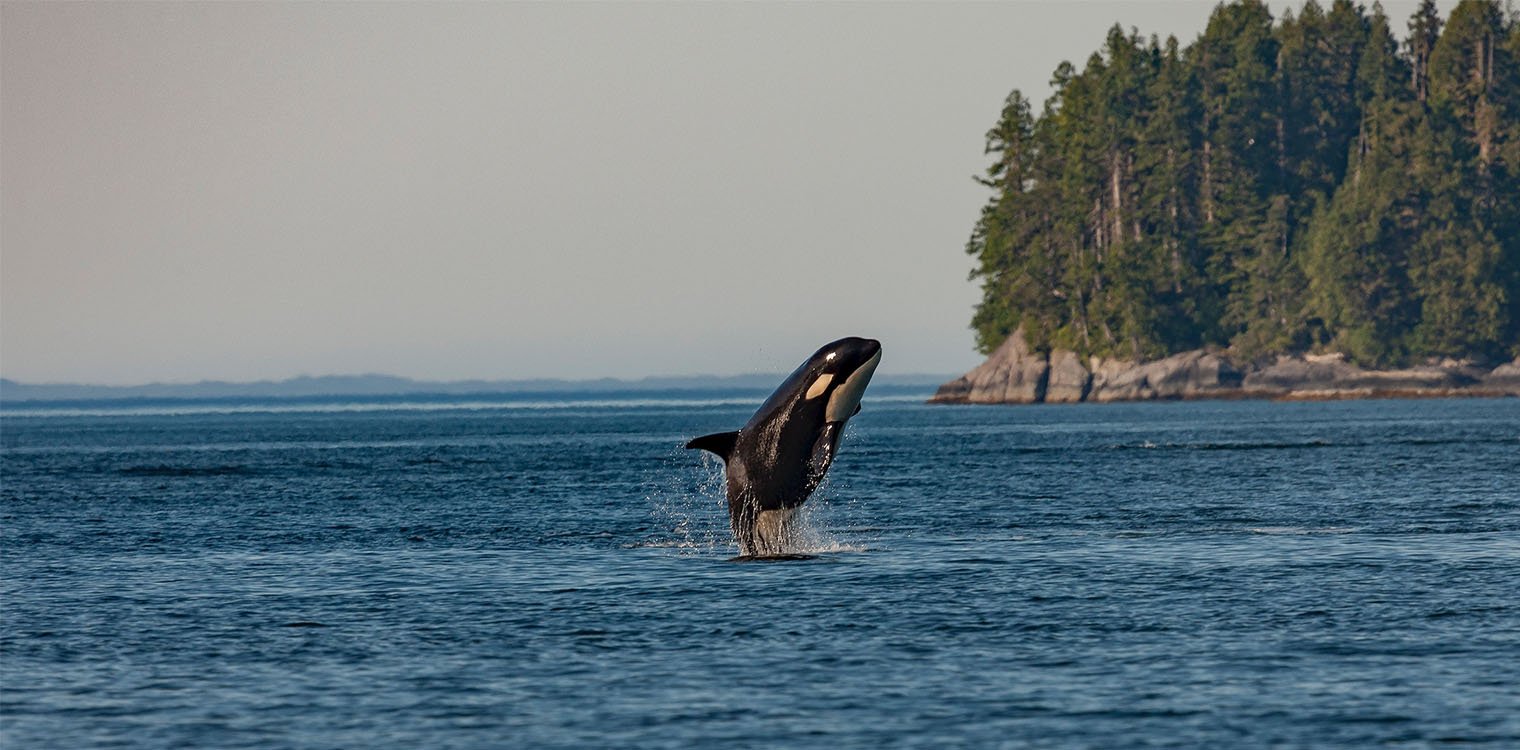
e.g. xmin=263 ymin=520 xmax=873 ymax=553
xmin=1415 ymin=0 xmax=1515 ymax=360
xmin=1408 ymin=0 xmax=1443 ymax=103
xmin=1193 ymin=0 xmax=1289 ymax=356
xmin=960 ymin=0 xmax=1519 ymax=364
xmin=1135 ymin=34 xmax=1206 ymax=351
xmin=1302 ymin=3 xmax=1423 ymax=365
xmin=967 ymin=90 xmax=1043 ymax=354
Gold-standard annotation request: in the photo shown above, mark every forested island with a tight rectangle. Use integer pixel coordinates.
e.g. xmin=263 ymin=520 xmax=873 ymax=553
xmin=935 ymin=0 xmax=1520 ymax=404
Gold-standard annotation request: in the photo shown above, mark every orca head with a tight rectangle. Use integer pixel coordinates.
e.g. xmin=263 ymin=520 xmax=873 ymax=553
xmin=798 ymin=336 xmax=882 ymax=423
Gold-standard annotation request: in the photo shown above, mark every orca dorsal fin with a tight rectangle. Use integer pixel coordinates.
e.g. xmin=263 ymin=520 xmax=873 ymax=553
xmin=685 ymin=431 xmax=739 ymax=462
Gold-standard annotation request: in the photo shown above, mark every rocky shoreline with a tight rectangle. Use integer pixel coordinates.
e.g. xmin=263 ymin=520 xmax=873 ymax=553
xmin=929 ymin=329 xmax=1520 ymax=405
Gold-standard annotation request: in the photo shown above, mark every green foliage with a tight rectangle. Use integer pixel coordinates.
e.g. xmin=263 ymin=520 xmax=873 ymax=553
xmin=966 ymin=0 xmax=1520 ymax=365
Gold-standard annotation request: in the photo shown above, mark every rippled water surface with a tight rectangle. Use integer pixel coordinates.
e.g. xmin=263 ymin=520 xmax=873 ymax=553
xmin=3 ymin=393 xmax=1518 ymax=748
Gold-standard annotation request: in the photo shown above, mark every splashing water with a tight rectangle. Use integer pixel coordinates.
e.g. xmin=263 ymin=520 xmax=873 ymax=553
xmin=638 ymin=447 xmax=730 ymax=553
xmin=785 ymin=493 xmax=871 ymax=555
xmin=641 ymin=446 xmax=869 ymax=556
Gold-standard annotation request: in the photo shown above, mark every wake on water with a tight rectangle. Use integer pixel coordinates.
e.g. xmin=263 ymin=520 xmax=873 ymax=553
xmin=638 ymin=447 xmax=869 ymax=559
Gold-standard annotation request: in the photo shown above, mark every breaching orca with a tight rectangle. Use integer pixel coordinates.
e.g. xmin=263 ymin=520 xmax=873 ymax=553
xmin=686 ymin=337 xmax=881 ymax=557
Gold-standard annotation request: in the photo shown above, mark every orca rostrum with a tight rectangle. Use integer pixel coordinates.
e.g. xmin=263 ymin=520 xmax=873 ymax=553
xmin=686 ymin=337 xmax=881 ymax=557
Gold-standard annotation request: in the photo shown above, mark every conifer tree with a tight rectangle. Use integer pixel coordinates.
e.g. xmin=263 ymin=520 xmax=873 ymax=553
xmin=961 ymin=0 xmax=1518 ymax=364
xmin=1415 ymin=0 xmax=1514 ymax=360
xmin=1302 ymin=3 xmax=1422 ymax=365
xmin=1408 ymin=0 xmax=1443 ymax=103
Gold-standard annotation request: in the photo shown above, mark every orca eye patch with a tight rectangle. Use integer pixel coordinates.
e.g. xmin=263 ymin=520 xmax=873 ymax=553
xmin=805 ymin=373 xmax=834 ymax=399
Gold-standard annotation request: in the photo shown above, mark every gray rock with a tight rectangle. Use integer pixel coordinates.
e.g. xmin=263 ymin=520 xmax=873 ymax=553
xmin=1482 ymin=358 xmax=1520 ymax=394
xmin=929 ymin=327 xmax=1048 ymax=404
xmin=929 ymin=375 xmax=975 ymax=403
xmin=932 ymin=337 xmax=1511 ymax=405
xmin=1088 ymin=357 xmax=1150 ymax=402
xmin=1152 ymin=351 xmax=1243 ymax=398
xmin=1245 ymin=353 xmax=1483 ymax=397
xmin=1242 ymin=355 xmax=1356 ymax=394
xmin=1045 ymin=350 xmax=1090 ymax=403
xmin=1089 ymin=350 xmax=1242 ymax=401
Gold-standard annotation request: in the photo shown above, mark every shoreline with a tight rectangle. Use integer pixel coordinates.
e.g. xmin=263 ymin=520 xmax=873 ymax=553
xmin=929 ymin=330 xmax=1520 ymax=405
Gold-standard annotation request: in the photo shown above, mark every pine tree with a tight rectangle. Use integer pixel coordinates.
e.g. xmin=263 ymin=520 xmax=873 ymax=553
xmin=1408 ymin=0 xmax=1443 ymax=103
xmin=1135 ymin=34 xmax=1206 ymax=351
xmin=967 ymin=90 xmax=1043 ymax=354
xmin=1193 ymin=0 xmax=1289 ymax=356
xmin=961 ymin=0 xmax=1518 ymax=364
xmin=1414 ymin=0 xmax=1513 ymax=361
xmin=1302 ymin=3 xmax=1423 ymax=365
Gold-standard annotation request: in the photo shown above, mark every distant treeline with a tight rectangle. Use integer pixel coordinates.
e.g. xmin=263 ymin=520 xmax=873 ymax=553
xmin=967 ymin=0 xmax=1519 ymax=366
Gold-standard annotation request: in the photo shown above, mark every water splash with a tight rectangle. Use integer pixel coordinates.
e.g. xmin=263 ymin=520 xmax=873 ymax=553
xmin=787 ymin=499 xmax=870 ymax=554
xmin=639 ymin=447 xmax=732 ymax=553
xmin=641 ymin=447 xmax=871 ymax=556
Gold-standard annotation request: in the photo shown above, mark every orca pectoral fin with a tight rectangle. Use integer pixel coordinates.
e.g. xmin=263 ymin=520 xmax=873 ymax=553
xmin=685 ymin=430 xmax=739 ymax=462
xmin=807 ymin=422 xmax=844 ymax=487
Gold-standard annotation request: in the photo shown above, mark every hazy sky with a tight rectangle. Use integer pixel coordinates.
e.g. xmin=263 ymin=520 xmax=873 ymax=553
xmin=2 ymin=1 xmax=1445 ymax=385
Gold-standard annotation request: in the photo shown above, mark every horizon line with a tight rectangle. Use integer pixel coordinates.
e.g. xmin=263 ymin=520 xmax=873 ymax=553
xmin=0 ymin=371 xmax=960 ymax=387
xmin=0 ymin=371 xmax=960 ymax=401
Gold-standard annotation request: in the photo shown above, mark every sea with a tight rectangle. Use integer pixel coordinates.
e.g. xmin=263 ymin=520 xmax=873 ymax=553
xmin=2 ymin=390 xmax=1517 ymax=749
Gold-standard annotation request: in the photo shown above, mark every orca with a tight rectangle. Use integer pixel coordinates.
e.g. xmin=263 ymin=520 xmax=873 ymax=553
xmin=686 ymin=337 xmax=881 ymax=557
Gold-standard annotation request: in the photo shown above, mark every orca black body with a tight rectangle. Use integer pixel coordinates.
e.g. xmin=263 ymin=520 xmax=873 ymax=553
xmin=686 ymin=337 xmax=881 ymax=557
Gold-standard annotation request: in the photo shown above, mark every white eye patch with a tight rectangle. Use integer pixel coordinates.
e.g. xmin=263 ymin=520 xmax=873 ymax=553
xmin=805 ymin=373 xmax=834 ymax=400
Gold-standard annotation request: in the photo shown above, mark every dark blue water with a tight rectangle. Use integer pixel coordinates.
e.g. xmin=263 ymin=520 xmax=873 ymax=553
xmin=3 ymin=394 xmax=1518 ymax=748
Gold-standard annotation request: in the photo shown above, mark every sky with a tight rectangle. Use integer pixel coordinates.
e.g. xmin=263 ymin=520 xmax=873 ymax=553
xmin=1 ymin=1 xmax=1447 ymax=385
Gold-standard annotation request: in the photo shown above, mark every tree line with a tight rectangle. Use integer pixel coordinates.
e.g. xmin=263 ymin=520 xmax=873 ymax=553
xmin=966 ymin=0 xmax=1519 ymax=367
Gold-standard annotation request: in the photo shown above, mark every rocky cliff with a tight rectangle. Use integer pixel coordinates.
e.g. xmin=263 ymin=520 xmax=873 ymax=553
xmin=930 ymin=329 xmax=1520 ymax=404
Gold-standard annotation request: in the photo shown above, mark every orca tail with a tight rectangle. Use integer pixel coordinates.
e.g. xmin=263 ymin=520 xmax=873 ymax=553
xmin=685 ymin=431 xmax=739 ymax=462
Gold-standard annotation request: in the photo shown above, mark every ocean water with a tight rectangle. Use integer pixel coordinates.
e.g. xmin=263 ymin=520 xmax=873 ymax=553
xmin=2 ymin=392 xmax=1518 ymax=748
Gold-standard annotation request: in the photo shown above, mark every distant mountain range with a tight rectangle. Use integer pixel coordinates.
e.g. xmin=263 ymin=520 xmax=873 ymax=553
xmin=0 ymin=373 xmax=952 ymax=403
